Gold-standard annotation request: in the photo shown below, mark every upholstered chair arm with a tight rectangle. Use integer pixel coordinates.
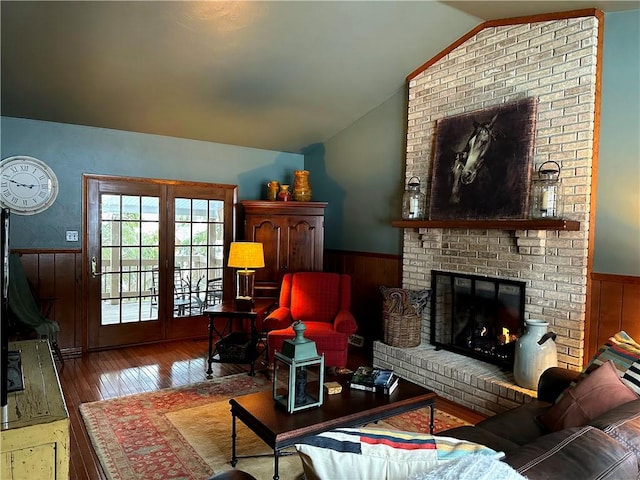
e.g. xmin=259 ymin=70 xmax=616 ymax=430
xmin=333 ymin=309 xmax=358 ymax=335
xmin=262 ymin=307 xmax=293 ymax=331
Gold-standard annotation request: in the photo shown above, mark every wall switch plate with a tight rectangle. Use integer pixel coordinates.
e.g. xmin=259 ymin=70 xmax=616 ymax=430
xmin=66 ymin=230 xmax=79 ymax=242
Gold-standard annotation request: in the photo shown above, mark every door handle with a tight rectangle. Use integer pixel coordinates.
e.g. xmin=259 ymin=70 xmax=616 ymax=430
xmin=91 ymin=256 xmax=102 ymax=278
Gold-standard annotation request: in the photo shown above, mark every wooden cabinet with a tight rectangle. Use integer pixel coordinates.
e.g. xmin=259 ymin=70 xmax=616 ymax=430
xmin=241 ymin=201 xmax=327 ymax=299
xmin=1 ymin=340 xmax=69 ymax=480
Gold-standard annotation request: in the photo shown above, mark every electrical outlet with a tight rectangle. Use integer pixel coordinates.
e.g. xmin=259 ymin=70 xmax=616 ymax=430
xmin=66 ymin=230 xmax=79 ymax=242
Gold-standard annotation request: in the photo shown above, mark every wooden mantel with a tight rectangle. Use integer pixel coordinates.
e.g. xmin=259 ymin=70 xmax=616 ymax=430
xmin=391 ymin=219 xmax=580 ymax=231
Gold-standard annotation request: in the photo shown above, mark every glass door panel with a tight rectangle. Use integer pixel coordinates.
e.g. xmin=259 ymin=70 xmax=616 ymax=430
xmin=173 ymin=198 xmax=225 ymax=317
xmin=87 ymin=178 xmax=166 ymax=350
xmin=99 ymin=194 xmax=160 ymax=325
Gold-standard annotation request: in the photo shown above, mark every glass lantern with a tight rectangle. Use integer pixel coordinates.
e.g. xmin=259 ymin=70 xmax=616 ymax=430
xmin=531 ymin=161 xmax=563 ymax=219
xmin=273 ymin=321 xmax=324 ymax=414
xmin=402 ymin=176 xmax=426 ymax=220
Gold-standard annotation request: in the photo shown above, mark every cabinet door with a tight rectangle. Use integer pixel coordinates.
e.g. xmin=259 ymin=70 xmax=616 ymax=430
xmin=2 ymin=444 xmax=56 ymax=479
xmin=245 ymin=215 xmax=284 ymax=298
xmin=284 ymin=215 xmax=324 ymax=272
xmin=244 ymin=212 xmax=324 ymax=298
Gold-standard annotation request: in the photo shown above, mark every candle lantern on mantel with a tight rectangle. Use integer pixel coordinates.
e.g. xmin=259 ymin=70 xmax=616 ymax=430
xmin=402 ymin=176 xmax=426 ymax=220
xmin=530 ymin=161 xmax=563 ymax=219
xmin=273 ymin=321 xmax=324 ymax=414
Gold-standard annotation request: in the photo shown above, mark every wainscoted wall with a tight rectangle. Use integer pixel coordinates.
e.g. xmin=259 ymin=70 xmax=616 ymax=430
xmin=588 ymin=273 xmax=640 ymax=361
xmin=12 ymin=249 xmax=83 ymax=356
xmin=10 ymin=249 xmax=639 ymax=369
xmin=325 ymin=249 xmax=402 ymax=347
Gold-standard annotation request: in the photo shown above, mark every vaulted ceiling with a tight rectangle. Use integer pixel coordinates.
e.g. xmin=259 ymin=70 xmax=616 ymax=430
xmin=1 ymin=1 xmax=637 ymax=153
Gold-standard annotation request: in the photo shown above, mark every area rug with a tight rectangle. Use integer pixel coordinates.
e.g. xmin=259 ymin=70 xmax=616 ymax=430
xmin=80 ymin=374 xmax=471 ymax=480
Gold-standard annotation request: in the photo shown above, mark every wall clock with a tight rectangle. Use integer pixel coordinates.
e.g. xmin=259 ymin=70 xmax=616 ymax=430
xmin=0 ymin=156 xmax=59 ymax=215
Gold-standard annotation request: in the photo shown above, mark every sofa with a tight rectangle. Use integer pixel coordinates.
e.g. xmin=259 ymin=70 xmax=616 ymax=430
xmin=442 ymin=365 xmax=640 ymax=479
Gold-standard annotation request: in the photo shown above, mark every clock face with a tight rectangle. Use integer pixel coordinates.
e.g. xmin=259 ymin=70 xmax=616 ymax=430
xmin=0 ymin=156 xmax=59 ymax=215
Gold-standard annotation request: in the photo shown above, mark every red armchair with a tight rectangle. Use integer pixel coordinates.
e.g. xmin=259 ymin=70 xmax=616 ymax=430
xmin=264 ymin=272 xmax=358 ymax=368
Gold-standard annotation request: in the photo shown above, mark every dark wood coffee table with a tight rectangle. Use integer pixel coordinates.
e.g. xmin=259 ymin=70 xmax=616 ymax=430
xmin=229 ymin=378 xmax=436 ymax=480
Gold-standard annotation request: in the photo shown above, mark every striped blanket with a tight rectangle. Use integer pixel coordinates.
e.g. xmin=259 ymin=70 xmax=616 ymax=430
xmin=296 ymin=427 xmax=503 ymax=480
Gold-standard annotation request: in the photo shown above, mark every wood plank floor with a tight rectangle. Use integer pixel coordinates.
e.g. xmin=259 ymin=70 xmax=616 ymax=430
xmin=58 ymin=339 xmax=486 ymax=480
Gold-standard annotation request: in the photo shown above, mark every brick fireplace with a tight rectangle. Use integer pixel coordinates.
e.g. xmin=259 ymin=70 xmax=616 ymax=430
xmin=373 ymin=11 xmax=601 ymax=415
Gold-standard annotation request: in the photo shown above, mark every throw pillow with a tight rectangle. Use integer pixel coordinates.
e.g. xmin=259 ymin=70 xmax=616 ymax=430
xmin=295 ymin=427 xmax=502 ymax=480
xmin=582 ymin=331 xmax=640 ymax=395
xmin=539 ymin=360 xmax=639 ymax=432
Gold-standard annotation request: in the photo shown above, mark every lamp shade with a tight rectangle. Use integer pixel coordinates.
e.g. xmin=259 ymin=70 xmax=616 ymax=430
xmin=227 ymin=242 xmax=265 ymax=270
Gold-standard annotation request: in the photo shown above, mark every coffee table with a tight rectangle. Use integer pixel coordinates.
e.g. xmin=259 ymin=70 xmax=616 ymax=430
xmin=229 ymin=378 xmax=436 ymax=480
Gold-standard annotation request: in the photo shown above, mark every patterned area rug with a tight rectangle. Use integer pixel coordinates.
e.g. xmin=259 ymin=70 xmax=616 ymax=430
xmin=80 ymin=374 xmax=471 ymax=480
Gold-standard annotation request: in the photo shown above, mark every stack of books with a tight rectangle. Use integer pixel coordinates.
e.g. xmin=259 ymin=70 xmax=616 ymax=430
xmin=349 ymin=366 xmax=399 ymax=395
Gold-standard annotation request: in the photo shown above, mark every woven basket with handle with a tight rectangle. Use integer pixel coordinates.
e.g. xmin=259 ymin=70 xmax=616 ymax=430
xmin=380 ymin=286 xmax=431 ymax=348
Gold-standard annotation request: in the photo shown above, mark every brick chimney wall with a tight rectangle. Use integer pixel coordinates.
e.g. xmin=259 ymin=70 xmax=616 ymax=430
xmin=374 ymin=14 xmax=600 ymax=414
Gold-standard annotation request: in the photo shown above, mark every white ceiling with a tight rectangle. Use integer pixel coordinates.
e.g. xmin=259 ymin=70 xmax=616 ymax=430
xmin=1 ymin=1 xmax=637 ymax=153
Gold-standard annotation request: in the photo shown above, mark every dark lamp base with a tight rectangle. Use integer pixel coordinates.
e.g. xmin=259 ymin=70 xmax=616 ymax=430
xmin=234 ymin=298 xmax=255 ymax=312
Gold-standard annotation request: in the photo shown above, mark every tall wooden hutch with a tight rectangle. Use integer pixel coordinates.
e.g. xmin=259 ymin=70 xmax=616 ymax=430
xmin=240 ymin=201 xmax=327 ymax=299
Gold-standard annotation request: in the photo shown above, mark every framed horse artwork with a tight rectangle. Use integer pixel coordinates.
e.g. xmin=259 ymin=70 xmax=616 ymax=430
xmin=428 ymin=97 xmax=537 ymax=220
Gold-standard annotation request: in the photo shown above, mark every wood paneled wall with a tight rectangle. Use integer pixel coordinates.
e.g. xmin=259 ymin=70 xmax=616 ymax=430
xmin=588 ymin=272 xmax=640 ymax=362
xmin=14 ymin=248 xmax=638 ymax=360
xmin=324 ymin=249 xmax=402 ymax=349
xmin=12 ymin=250 xmax=83 ymax=356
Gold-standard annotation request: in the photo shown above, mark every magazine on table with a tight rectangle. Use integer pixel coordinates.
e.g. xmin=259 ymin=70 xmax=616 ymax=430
xmin=349 ymin=366 xmax=398 ymax=394
xmin=349 ymin=375 xmax=399 ymax=394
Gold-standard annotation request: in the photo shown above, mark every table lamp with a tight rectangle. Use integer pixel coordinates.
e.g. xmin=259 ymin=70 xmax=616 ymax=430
xmin=227 ymin=242 xmax=265 ymax=311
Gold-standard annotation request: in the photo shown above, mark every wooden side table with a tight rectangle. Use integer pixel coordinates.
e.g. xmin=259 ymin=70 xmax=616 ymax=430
xmin=203 ymin=299 xmax=273 ymax=377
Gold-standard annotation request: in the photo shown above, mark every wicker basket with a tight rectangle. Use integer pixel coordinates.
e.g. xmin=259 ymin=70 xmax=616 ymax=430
xmin=382 ymin=312 xmax=422 ymax=348
xmin=380 ymin=286 xmax=431 ymax=348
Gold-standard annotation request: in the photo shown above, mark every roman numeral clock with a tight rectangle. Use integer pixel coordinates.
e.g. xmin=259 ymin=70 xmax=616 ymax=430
xmin=0 ymin=156 xmax=59 ymax=215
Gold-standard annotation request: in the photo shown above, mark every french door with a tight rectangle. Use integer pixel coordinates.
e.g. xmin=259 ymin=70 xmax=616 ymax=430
xmin=85 ymin=175 xmax=236 ymax=350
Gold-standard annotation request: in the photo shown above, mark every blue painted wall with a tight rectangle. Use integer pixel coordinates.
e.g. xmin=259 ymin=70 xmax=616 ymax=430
xmin=306 ymin=92 xmax=404 ymax=254
xmin=0 ymin=118 xmax=303 ymax=248
xmin=313 ymin=10 xmax=640 ymax=275
xmin=593 ymin=10 xmax=640 ymax=275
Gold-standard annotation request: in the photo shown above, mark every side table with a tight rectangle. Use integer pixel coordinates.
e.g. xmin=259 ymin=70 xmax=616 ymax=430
xmin=203 ymin=299 xmax=273 ymax=378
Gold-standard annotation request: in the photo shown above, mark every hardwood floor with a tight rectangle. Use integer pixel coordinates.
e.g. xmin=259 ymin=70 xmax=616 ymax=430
xmin=58 ymin=339 xmax=485 ymax=480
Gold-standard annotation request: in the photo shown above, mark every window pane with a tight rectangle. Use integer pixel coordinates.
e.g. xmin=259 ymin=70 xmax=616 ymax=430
xmin=102 ymin=195 xmax=120 ymax=220
xmin=141 ymin=196 xmax=159 ymax=221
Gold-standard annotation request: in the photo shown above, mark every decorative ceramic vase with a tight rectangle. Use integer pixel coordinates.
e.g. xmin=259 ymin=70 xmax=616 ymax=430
xmin=267 ymin=180 xmax=280 ymax=201
xmin=277 ymin=184 xmax=292 ymax=201
xmin=292 ymin=170 xmax=312 ymax=202
xmin=513 ymin=319 xmax=558 ymax=390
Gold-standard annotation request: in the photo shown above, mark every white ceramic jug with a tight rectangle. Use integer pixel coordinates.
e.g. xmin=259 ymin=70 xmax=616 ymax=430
xmin=513 ymin=319 xmax=558 ymax=390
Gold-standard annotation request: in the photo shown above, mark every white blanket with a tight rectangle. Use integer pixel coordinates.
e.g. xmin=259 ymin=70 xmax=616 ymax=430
xmin=409 ymin=453 xmax=527 ymax=480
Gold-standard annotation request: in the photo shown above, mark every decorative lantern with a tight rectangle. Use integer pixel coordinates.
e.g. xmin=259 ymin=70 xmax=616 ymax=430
xmin=402 ymin=176 xmax=426 ymax=220
xmin=273 ymin=321 xmax=324 ymax=414
xmin=530 ymin=161 xmax=563 ymax=219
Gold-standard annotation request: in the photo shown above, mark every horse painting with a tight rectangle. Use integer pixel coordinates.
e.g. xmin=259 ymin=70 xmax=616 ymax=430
xmin=450 ymin=113 xmax=499 ymax=205
xmin=429 ymin=98 xmax=537 ymax=220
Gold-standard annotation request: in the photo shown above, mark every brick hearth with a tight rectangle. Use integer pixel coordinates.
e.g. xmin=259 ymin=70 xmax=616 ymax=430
xmin=374 ymin=341 xmax=535 ymax=416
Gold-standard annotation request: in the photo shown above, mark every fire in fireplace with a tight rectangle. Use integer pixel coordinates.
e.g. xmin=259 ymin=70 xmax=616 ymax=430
xmin=430 ymin=270 xmax=525 ymax=369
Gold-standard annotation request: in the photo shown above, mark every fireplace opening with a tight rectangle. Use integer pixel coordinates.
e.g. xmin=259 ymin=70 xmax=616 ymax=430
xmin=430 ymin=270 xmax=525 ymax=369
